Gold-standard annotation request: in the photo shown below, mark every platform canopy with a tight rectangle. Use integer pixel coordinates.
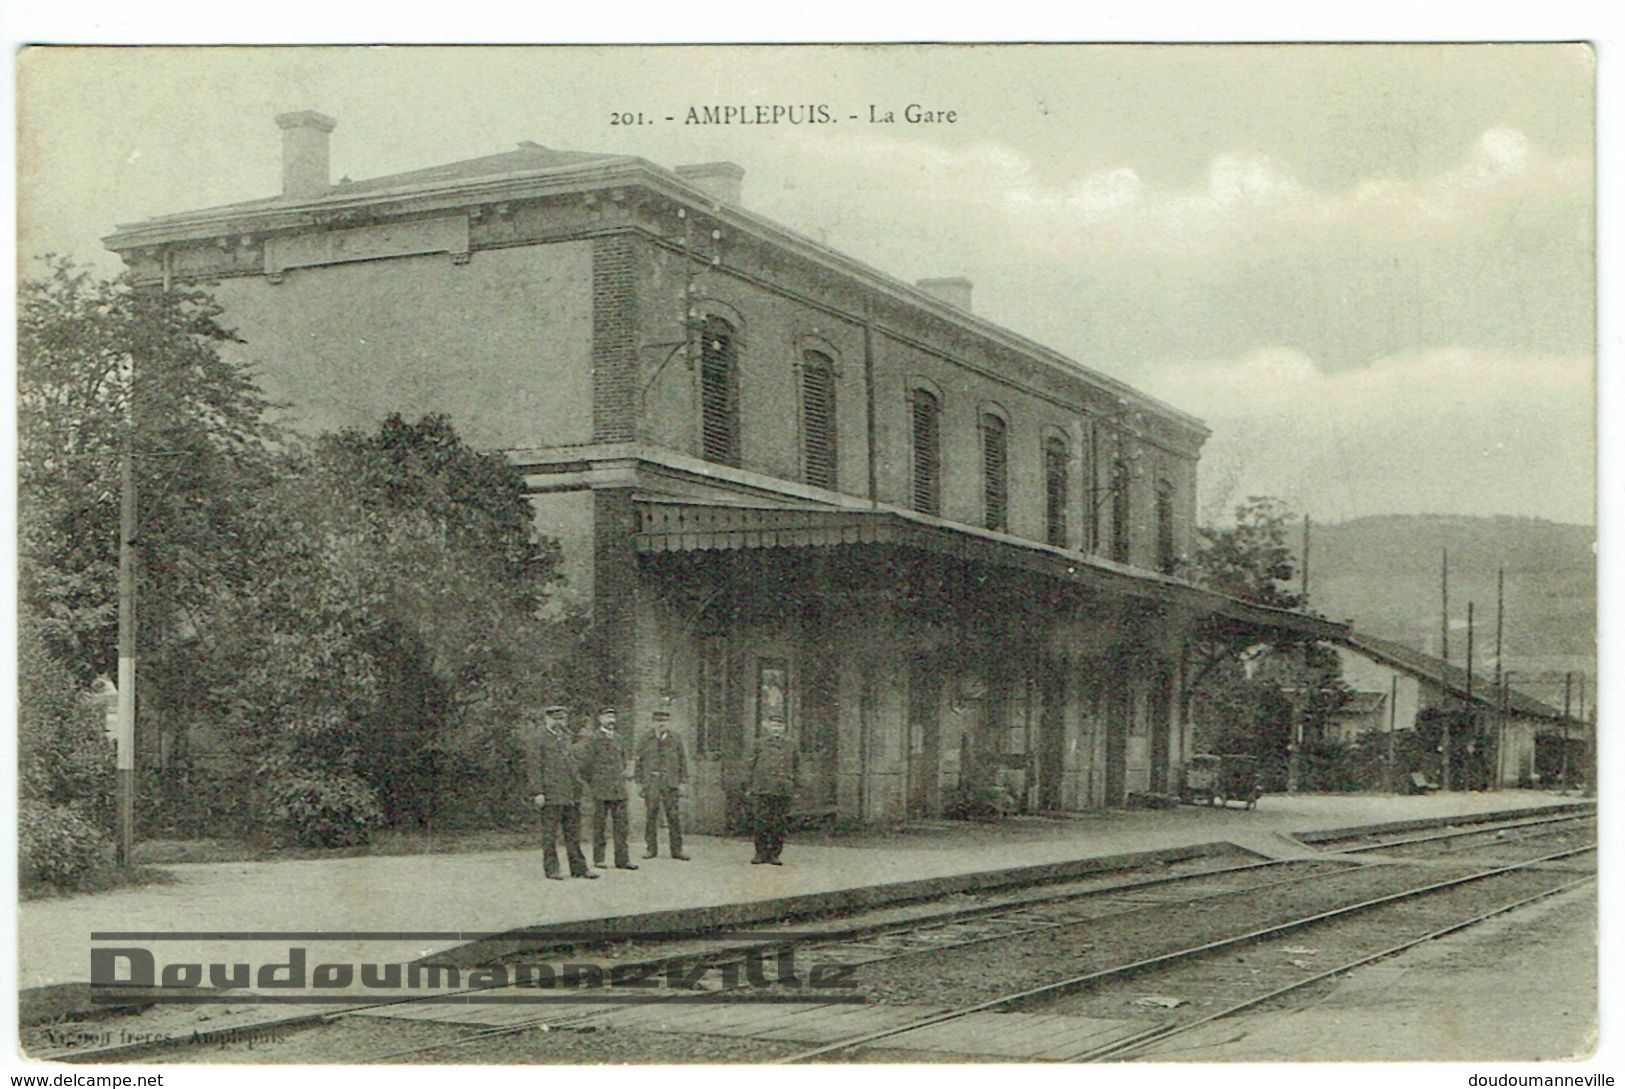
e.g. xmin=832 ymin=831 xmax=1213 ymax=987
xmin=632 ymin=496 xmax=1347 ymax=643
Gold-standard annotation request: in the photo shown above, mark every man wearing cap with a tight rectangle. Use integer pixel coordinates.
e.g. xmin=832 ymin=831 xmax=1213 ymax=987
xmin=745 ymin=713 xmax=798 ymax=865
xmin=575 ymin=707 xmax=637 ymax=870
xmin=519 ymin=704 xmax=597 ymax=881
xmin=636 ymin=709 xmax=690 ymax=860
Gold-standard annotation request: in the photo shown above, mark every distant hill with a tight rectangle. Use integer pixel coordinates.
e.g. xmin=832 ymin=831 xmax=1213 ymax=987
xmin=1301 ymin=515 xmax=1596 ymax=709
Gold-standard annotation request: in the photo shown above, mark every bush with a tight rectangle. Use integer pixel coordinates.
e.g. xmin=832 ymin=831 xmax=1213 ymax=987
xmin=19 ymin=627 xmax=114 ymax=821
xmin=943 ymin=783 xmax=1015 ymax=822
xmin=20 ymin=801 xmax=113 ymax=889
xmin=423 ymin=728 xmax=529 ymax=831
xmin=259 ymin=760 xmax=384 ymax=848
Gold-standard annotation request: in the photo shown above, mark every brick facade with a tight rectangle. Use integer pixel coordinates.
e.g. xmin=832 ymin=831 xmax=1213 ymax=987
xmin=591 ymin=233 xmax=640 ymax=444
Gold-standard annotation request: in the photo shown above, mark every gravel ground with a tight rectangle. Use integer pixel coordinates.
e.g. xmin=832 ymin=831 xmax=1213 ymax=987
xmin=135 ymin=1014 xmax=807 ymax=1064
xmin=820 ymin=861 xmax=1548 ymax=1008
xmin=1029 ymin=868 xmax=1583 ymax=1024
xmin=33 ymin=827 xmax=1592 ymax=1065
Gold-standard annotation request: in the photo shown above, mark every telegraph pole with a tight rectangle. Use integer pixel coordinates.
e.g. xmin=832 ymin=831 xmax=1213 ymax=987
xmin=1561 ymin=672 xmax=1573 ymax=788
xmin=1579 ymin=673 xmax=1593 ymax=798
xmin=1494 ymin=569 xmax=1504 ymax=689
xmin=116 ymin=360 xmax=137 ymax=866
xmin=1465 ymin=602 xmax=1475 ymax=790
xmin=1494 ymin=570 xmax=1504 ymax=789
xmin=1440 ymin=548 xmax=1452 ymax=791
xmin=1301 ymin=513 xmax=1311 ymax=606
xmin=1386 ymin=674 xmax=1398 ymax=794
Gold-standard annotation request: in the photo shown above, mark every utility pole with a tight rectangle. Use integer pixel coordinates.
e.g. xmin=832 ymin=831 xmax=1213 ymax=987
xmin=1579 ymin=673 xmax=1592 ymax=798
xmin=116 ymin=359 xmax=137 ymax=866
xmin=1386 ymin=674 xmax=1398 ymax=794
xmin=1440 ymin=548 xmax=1452 ymax=791
xmin=1494 ymin=569 xmax=1505 ymax=790
xmin=1562 ymin=671 xmax=1573 ymax=787
xmin=1302 ymin=513 xmax=1311 ymax=606
xmin=1466 ymin=602 xmax=1475 ymax=790
xmin=1494 ymin=568 xmax=1504 ymax=689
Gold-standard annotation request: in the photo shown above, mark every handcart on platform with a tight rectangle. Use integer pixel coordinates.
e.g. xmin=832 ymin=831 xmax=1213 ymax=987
xmin=1180 ymin=753 xmax=1261 ymax=809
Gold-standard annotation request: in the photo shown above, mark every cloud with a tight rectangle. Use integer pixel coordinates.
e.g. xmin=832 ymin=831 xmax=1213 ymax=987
xmin=1130 ymin=347 xmax=1595 ymax=524
xmin=766 ymin=125 xmax=1586 ymax=265
xmin=999 ymin=127 xmax=1587 ymax=259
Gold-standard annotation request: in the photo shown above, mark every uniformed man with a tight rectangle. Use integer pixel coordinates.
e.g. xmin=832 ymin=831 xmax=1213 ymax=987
xmin=746 ymin=712 xmax=798 ymax=865
xmin=519 ymin=704 xmax=597 ymax=880
xmin=635 ymin=708 xmax=690 ymax=860
xmin=576 ymin=707 xmax=637 ymax=870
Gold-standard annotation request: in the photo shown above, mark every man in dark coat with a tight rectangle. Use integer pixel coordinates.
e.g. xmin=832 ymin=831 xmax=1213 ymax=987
xmin=575 ymin=707 xmax=637 ymax=870
xmin=519 ymin=704 xmax=597 ymax=880
xmin=635 ymin=708 xmax=690 ymax=860
xmin=746 ymin=712 xmax=798 ymax=865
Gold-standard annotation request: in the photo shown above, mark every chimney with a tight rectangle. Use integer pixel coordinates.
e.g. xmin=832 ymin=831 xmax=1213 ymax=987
xmin=675 ymin=161 xmax=744 ymax=206
xmin=916 ymin=276 xmax=974 ymax=312
xmin=275 ymin=110 xmax=337 ymax=201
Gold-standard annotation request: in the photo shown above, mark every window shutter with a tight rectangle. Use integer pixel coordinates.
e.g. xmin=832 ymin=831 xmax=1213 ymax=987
xmin=1156 ymin=479 xmax=1176 ymax=573
xmin=1045 ymin=438 xmax=1069 ymax=547
xmin=1111 ymin=458 xmax=1132 ymax=562
xmin=981 ymin=414 xmax=1008 ymax=532
xmin=801 ymin=351 xmax=837 ymax=489
xmin=911 ymin=390 xmax=941 ymax=515
xmin=700 ymin=317 xmax=739 ymax=466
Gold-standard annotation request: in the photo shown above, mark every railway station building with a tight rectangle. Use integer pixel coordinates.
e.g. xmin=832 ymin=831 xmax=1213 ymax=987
xmin=106 ymin=112 xmax=1342 ymax=833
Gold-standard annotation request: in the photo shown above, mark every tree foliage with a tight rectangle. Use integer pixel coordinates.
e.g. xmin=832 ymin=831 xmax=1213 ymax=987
xmin=196 ymin=414 xmax=582 ymax=834
xmin=18 ymin=257 xmax=280 ymax=682
xmin=1186 ymin=496 xmax=1304 ymax=610
xmin=18 ymin=260 xmax=596 ymax=844
xmin=1184 ymin=498 xmax=1352 ymax=777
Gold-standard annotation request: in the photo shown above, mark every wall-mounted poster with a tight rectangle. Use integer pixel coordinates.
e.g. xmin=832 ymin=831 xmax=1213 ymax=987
xmin=756 ymin=658 xmax=788 ymax=734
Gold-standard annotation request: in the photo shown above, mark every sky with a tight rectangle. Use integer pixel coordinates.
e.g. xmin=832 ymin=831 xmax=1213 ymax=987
xmin=15 ymin=44 xmax=1597 ymax=526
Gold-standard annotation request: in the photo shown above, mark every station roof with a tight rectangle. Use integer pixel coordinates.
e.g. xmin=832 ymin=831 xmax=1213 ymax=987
xmin=1340 ymin=632 xmax=1577 ymax=724
xmin=632 ymin=495 xmax=1347 ymax=643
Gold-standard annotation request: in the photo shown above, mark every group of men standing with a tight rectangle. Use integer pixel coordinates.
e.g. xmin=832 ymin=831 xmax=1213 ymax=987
xmin=519 ymin=703 xmax=800 ymax=877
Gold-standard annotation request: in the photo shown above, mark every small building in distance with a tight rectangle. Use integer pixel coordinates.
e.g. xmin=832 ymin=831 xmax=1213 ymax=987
xmin=105 ymin=112 xmax=1341 ymax=832
xmin=1330 ymin=632 xmax=1586 ymax=789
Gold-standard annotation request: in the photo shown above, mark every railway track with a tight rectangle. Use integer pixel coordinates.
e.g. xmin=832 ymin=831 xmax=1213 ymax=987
xmin=33 ymin=809 xmax=1596 ymax=1064
xmin=346 ymin=816 xmax=1596 ymax=1064
xmin=773 ymin=842 xmax=1595 ymax=1063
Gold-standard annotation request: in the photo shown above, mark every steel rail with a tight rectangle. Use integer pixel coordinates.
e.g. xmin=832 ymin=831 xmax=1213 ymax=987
xmin=38 ymin=809 xmax=1581 ymax=1064
xmin=772 ymin=842 xmax=1595 ymax=1063
xmin=346 ymin=858 xmax=1363 ymax=1063
xmin=38 ymin=851 xmax=1309 ymax=1064
xmin=1075 ymin=871 xmax=1597 ymax=1062
xmin=1331 ymin=811 xmax=1594 ymax=855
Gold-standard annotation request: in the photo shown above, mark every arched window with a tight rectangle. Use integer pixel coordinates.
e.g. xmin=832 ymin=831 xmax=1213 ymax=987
xmin=909 ymin=388 xmax=941 ymax=516
xmin=700 ymin=315 xmax=739 ymax=467
xmin=800 ymin=350 xmax=837 ymax=489
xmin=1155 ymin=478 xmax=1176 ymax=574
xmin=1110 ymin=457 xmax=1132 ymax=563
xmin=981 ymin=413 xmax=1009 ymax=532
xmin=1044 ymin=436 xmax=1069 ymax=547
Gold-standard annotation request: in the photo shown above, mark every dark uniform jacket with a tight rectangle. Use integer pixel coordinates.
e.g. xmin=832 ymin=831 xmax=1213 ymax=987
xmin=746 ymin=733 xmax=799 ymax=796
xmin=636 ymin=729 xmax=688 ymax=792
xmin=574 ymin=730 xmax=631 ymax=802
xmin=519 ymin=723 xmax=582 ymax=803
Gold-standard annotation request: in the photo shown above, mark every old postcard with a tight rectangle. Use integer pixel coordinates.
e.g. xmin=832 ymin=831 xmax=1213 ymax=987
xmin=11 ymin=44 xmax=1599 ymax=1078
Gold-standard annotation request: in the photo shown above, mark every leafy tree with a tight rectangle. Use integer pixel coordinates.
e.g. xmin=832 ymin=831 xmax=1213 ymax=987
xmin=19 ymin=258 xmax=284 ymax=835
xmin=1185 ymin=496 xmax=1304 ymax=610
xmin=18 ymin=620 xmax=117 ymax=887
xmin=18 ymin=258 xmax=280 ymax=680
xmin=1183 ymin=497 xmax=1350 ymax=781
xmin=196 ymin=414 xmax=583 ymax=836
